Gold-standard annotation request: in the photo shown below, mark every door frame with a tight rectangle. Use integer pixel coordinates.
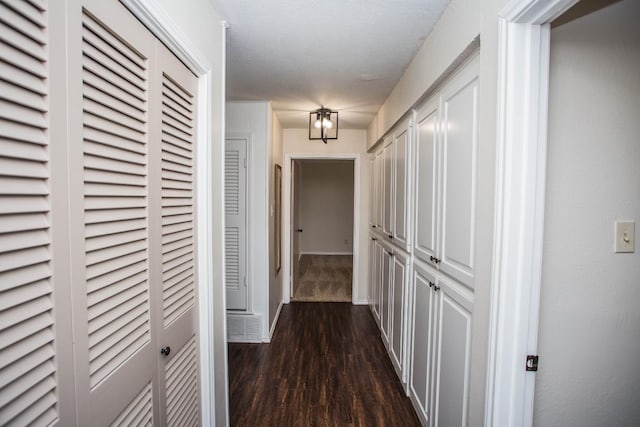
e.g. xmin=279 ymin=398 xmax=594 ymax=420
xmin=283 ymin=153 xmax=361 ymax=304
xmin=121 ymin=2 xmax=228 ymax=426
xmin=485 ymin=0 xmax=580 ymax=426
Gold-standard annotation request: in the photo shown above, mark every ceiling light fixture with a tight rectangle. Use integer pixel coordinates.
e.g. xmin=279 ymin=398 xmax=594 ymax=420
xmin=309 ymin=107 xmax=338 ymax=144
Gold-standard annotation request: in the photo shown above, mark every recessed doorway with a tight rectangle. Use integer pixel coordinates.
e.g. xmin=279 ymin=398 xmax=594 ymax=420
xmin=288 ymin=158 xmax=356 ymax=302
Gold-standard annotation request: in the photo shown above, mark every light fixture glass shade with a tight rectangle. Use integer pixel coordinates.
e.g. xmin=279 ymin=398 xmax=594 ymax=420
xmin=309 ymin=108 xmax=338 ymax=143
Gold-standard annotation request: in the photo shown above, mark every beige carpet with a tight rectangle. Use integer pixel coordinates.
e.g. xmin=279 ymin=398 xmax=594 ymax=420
xmin=292 ymin=255 xmax=352 ymax=302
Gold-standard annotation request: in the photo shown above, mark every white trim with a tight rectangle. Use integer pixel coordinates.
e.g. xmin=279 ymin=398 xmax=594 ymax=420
xmin=121 ymin=2 xmax=228 ymax=426
xmin=265 ymin=300 xmax=284 ymax=342
xmin=283 ymin=153 xmax=361 ymax=305
xmin=486 ymin=1 xmax=579 ymax=426
xmin=352 ymin=299 xmax=369 ymax=306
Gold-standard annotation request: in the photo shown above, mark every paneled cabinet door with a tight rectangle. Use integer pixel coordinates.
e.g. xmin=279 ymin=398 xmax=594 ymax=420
xmin=369 ymin=156 xmax=375 ymax=227
xmin=393 ymin=119 xmax=411 ymax=251
xmin=414 ymin=96 xmax=439 ymax=266
xmin=432 ymin=275 xmax=473 ymax=427
xmin=380 ymin=245 xmax=393 ymax=345
xmin=368 ymin=235 xmax=380 ymax=323
xmin=382 ymin=136 xmax=394 ymax=237
xmin=409 ymin=263 xmax=438 ymax=426
xmin=438 ymin=59 xmax=479 ymax=289
xmin=372 ymin=238 xmax=383 ymax=324
xmin=374 ymin=150 xmax=384 ymax=229
xmin=390 ymin=250 xmax=408 ymax=383
xmin=413 ymin=56 xmax=479 ymax=289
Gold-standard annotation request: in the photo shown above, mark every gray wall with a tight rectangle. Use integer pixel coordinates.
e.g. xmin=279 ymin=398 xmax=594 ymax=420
xmin=534 ymin=1 xmax=640 ymax=425
xmin=299 ymin=160 xmax=354 ymax=254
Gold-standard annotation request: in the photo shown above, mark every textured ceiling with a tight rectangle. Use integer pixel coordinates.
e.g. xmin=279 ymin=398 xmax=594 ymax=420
xmin=211 ymin=0 xmax=449 ymax=129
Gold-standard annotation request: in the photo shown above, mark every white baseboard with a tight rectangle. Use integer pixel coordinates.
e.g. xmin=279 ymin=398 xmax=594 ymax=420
xmin=264 ymin=300 xmax=284 ymax=343
xmin=226 ymin=313 xmax=262 ymax=343
xmin=352 ymin=299 xmax=369 ymax=305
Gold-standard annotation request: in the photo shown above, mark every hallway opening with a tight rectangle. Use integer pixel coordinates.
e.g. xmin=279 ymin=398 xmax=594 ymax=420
xmin=288 ymin=158 xmax=357 ymax=302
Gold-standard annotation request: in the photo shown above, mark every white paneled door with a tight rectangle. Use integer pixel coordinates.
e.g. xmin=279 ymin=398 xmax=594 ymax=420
xmin=224 ymin=138 xmax=247 ymax=311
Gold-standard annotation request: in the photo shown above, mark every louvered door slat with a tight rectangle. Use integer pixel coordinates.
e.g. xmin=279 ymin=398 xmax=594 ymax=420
xmin=110 ymin=383 xmax=153 ymax=427
xmin=0 ymin=279 xmax=49 ymax=310
xmin=0 ymin=343 xmax=53 ymax=386
xmin=0 ymin=123 xmax=47 ymax=148
xmin=0 ymin=23 xmax=45 ymax=63
xmin=0 ymin=0 xmax=57 ymax=424
xmin=165 ymin=335 xmax=198 ymax=426
xmin=81 ymin=10 xmax=151 ymax=390
xmin=0 ymin=4 xmax=45 ymax=45
xmin=160 ymin=73 xmax=195 ymax=328
xmin=2 ymin=0 xmax=46 ymax=27
xmin=83 ymin=71 xmax=146 ymax=112
xmin=0 ymin=80 xmax=47 ymax=112
xmin=0 ymin=265 xmax=49 ymax=293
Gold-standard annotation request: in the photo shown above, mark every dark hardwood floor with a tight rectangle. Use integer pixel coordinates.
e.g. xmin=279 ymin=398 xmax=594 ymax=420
xmin=228 ymin=302 xmax=421 ymax=426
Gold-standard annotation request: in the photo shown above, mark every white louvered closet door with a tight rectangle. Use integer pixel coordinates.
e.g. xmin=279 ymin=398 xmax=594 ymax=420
xmin=0 ymin=1 xmax=60 ymax=425
xmin=152 ymin=41 xmax=200 ymax=427
xmin=69 ymin=1 xmax=158 ymax=425
xmin=224 ymin=138 xmax=247 ymax=311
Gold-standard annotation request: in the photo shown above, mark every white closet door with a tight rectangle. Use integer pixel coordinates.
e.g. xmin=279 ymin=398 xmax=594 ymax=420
xmin=439 ymin=58 xmax=479 ymax=288
xmin=414 ymin=97 xmax=440 ymax=265
xmin=154 ymin=42 xmax=200 ymax=427
xmin=0 ymin=1 xmax=59 ymax=425
xmin=409 ymin=263 xmax=437 ymax=426
xmin=70 ymin=2 xmax=158 ymax=425
xmin=224 ymin=138 xmax=247 ymax=311
xmin=393 ymin=119 xmax=410 ymax=250
xmin=433 ymin=276 xmax=473 ymax=427
xmin=382 ymin=137 xmax=394 ymax=237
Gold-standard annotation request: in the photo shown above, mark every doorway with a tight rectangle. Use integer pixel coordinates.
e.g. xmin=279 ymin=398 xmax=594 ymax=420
xmin=284 ymin=156 xmax=360 ymax=303
xmin=291 ymin=159 xmax=354 ymax=301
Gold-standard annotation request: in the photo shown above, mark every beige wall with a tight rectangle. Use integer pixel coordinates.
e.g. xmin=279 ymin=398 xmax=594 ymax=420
xmin=299 ymin=160 xmax=354 ymax=254
xmin=283 ymin=129 xmax=370 ymax=304
xmin=535 ymin=1 xmax=640 ymax=425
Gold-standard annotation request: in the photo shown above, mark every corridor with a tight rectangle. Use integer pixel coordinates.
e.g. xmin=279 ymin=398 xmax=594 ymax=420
xmin=228 ymin=303 xmax=419 ymax=425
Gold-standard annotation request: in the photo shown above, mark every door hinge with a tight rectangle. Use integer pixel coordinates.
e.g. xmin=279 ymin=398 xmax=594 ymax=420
xmin=243 ymin=276 xmax=247 ymax=287
xmin=243 ymin=158 xmax=247 ymax=168
xmin=526 ymin=355 xmax=539 ymax=372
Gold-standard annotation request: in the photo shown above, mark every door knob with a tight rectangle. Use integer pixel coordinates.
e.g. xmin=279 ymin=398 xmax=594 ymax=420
xmin=160 ymin=346 xmax=171 ymax=356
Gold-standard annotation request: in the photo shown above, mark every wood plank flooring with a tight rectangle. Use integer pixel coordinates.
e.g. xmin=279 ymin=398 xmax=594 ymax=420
xmin=228 ymin=303 xmax=420 ymax=426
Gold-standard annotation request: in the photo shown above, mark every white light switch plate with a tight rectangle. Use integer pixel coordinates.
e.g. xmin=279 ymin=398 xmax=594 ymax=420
xmin=614 ymin=220 xmax=635 ymax=253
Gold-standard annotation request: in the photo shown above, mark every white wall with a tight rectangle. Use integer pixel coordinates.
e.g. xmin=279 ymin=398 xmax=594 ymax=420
xmin=268 ymin=106 xmax=284 ymax=331
xmin=534 ymin=1 xmax=640 ymax=425
xmin=299 ymin=160 xmax=354 ymax=254
xmin=283 ymin=129 xmax=370 ymax=304
xmin=226 ymin=101 xmax=270 ymax=333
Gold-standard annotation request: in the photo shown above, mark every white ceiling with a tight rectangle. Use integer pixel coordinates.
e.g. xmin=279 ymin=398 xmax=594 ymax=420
xmin=210 ymin=0 xmax=449 ymax=129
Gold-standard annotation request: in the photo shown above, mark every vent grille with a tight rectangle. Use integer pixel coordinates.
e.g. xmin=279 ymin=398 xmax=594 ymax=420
xmin=81 ymin=10 xmax=150 ymax=389
xmin=0 ymin=0 xmax=58 ymax=425
xmin=161 ymin=73 xmax=195 ymax=327
xmin=165 ymin=335 xmax=199 ymax=427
